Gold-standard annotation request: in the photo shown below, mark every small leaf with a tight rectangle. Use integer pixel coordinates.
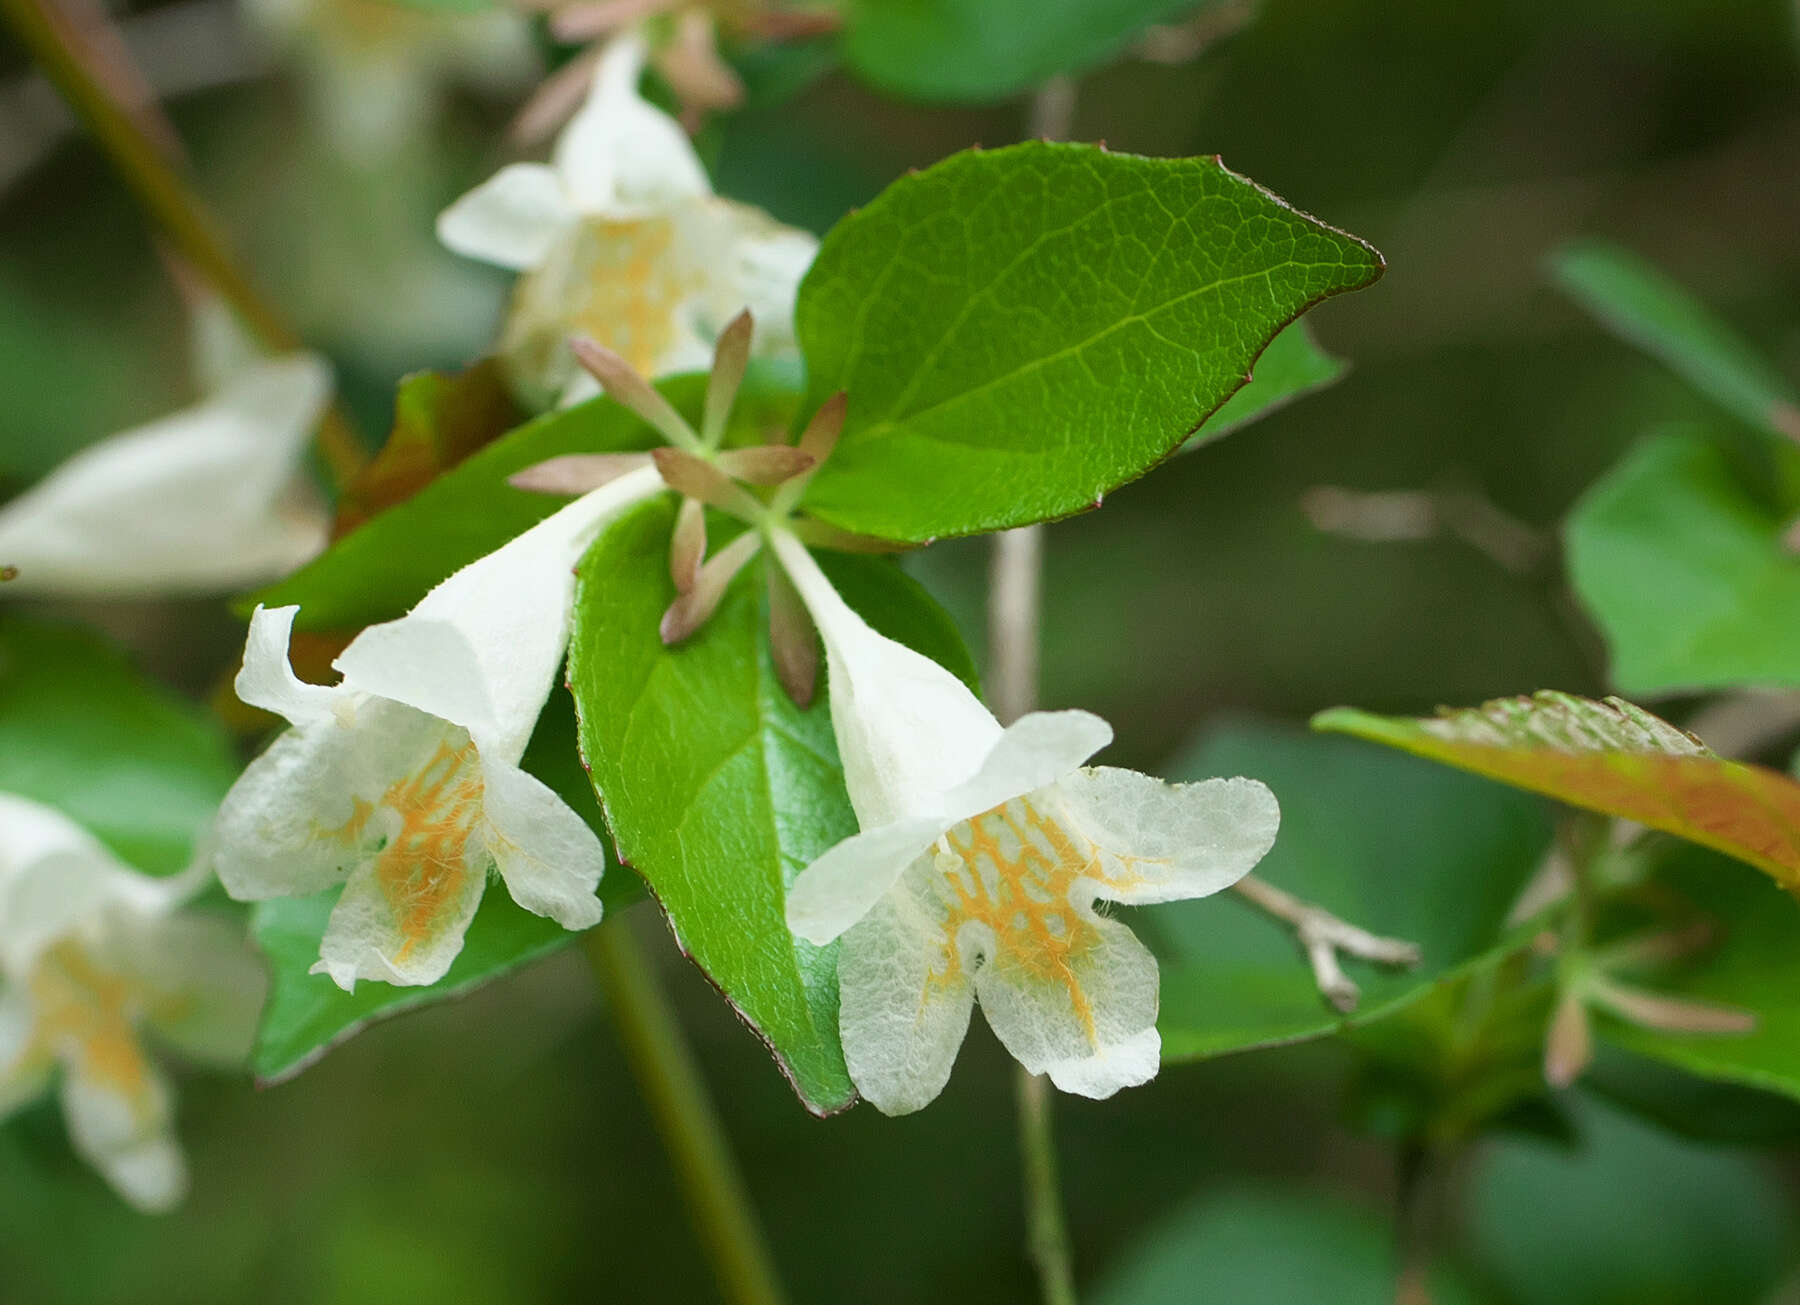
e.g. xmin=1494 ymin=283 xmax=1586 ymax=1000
xmin=1594 ymin=843 xmax=1800 ymax=1109
xmin=247 ymin=692 xmax=640 ymax=1081
xmin=1549 ymin=240 xmax=1800 ymax=443
xmin=1567 ymin=431 xmax=1800 ymax=695
xmin=796 ymin=143 xmax=1383 ymax=541
xmin=333 ymin=360 xmax=523 ymax=537
xmin=569 ymin=501 xmax=976 ymax=1114
xmin=252 ymin=370 xmax=801 ymax=631
xmin=0 ymin=618 xmax=237 ymax=874
xmin=1149 ymin=721 xmax=1551 ymax=1062
xmin=1314 ymin=692 xmax=1800 ymax=895
xmin=844 ymin=0 xmax=1223 ymax=104
xmin=1183 ymin=319 xmax=1349 ymax=448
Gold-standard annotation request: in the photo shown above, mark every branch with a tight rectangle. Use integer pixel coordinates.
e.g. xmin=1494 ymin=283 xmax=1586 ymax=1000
xmin=1232 ymin=875 xmax=1423 ymax=1013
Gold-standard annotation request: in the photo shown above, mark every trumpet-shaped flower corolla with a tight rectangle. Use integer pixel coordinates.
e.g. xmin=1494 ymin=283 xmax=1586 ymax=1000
xmin=212 ymin=465 xmax=665 ymax=989
xmin=0 ymin=794 xmax=263 ymax=1211
xmin=772 ymin=533 xmax=1280 ymax=1114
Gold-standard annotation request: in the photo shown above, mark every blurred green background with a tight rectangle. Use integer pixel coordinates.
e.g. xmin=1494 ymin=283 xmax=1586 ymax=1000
xmin=5 ymin=0 xmax=1800 ymax=1300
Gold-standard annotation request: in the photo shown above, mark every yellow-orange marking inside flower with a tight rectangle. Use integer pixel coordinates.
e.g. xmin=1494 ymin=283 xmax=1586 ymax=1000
xmin=933 ymin=796 xmax=1106 ymax=1046
xmin=28 ymin=942 xmax=152 ymax=1103
xmin=372 ymin=738 xmax=485 ymax=961
xmin=504 ymin=216 xmax=698 ymax=392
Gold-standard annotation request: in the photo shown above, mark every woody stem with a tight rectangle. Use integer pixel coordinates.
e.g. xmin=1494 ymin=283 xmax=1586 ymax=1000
xmin=0 ymin=0 xmax=365 ymax=490
xmin=993 ymin=74 xmax=1084 ymax=1305
xmin=582 ymin=915 xmax=790 ymax=1305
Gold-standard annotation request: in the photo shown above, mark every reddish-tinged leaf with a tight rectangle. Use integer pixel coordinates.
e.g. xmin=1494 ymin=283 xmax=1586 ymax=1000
xmin=334 ymin=360 xmax=522 ymax=536
xmin=1313 ymin=692 xmax=1800 ymax=895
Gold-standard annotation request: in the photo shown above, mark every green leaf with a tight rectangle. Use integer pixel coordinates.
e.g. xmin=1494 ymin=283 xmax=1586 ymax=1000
xmin=248 ymin=692 xmax=640 ymax=1082
xmin=1092 ymin=1187 xmax=1484 ymax=1305
xmin=1567 ymin=431 xmax=1800 ymax=695
xmin=0 ymin=618 xmax=236 ymax=874
xmin=1184 ymin=319 xmax=1348 ymax=447
xmin=1549 ymin=240 xmax=1800 ymax=442
xmin=1148 ymin=721 xmax=1551 ymax=1061
xmin=251 ymin=370 xmax=801 ymax=632
xmin=796 ymin=143 xmax=1383 ymax=541
xmin=568 ymin=502 xmax=976 ymax=1114
xmin=1468 ymin=1095 xmax=1792 ymax=1305
xmin=842 ymin=0 xmax=1212 ymax=103
xmin=1313 ymin=692 xmax=1800 ymax=896
xmin=1594 ymin=843 xmax=1800 ymax=1108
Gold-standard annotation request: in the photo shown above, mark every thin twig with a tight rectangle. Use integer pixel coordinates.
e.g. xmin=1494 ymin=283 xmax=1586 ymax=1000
xmin=991 ymin=75 xmax=1083 ymax=1305
xmin=0 ymin=0 xmax=364 ymax=489
xmin=987 ymin=525 xmax=1044 ymax=727
xmin=1017 ymin=1069 xmax=1079 ymax=1305
xmin=582 ymin=916 xmax=791 ymax=1305
xmin=1232 ymin=875 xmax=1423 ymax=1014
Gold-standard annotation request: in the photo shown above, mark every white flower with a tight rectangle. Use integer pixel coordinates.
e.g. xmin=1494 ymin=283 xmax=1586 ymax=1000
xmin=0 ymin=354 xmax=332 ymax=598
xmin=771 ymin=532 xmax=1281 ymax=1114
xmin=212 ymin=465 xmax=664 ymax=990
xmin=0 ymin=794 xmax=264 ymax=1212
xmin=242 ymin=0 xmax=538 ymax=162
xmin=436 ymin=33 xmax=818 ymax=407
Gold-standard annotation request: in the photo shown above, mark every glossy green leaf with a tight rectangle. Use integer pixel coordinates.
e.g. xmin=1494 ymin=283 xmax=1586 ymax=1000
xmin=248 ymin=693 xmax=640 ymax=1082
xmin=1594 ymin=843 xmax=1800 ymax=1107
xmin=1148 ymin=722 xmax=1551 ymax=1061
xmin=1184 ymin=319 xmax=1348 ymax=447
xmin=0 ymin=618 xmax=236 ymax=874
xmin=843 ymin=0 xmax=1214 ymax=103
xmin=251 ymin=370 xmax=801 ymax=631
xmin=1314 ymin=693 xmax=1800 ymax=896
xmin=569 ymin=502 xmax=975 ymax=1114
xmin=796 ymin=143 xmax=1383 ymax=541
xmin=1549 ymin=240 xmax=1800 ymax=441
xmin=1468 ymin=1095 xmax=1792 ymax=1305
xmin=1567 ymin=431 xmax=1800 ymax=694
xmin=1092 ymin=1187 xmax=1483 ymax=1305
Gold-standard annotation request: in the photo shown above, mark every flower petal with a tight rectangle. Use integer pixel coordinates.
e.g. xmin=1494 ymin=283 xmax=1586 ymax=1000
xmin=333 ymin=464 xmax=664 ymax=760
xmin=1041 ymin=1026 xmax=1161 ymax=1099
xmin=0 ymin=794 xmax=164 ymax=975
xmin=0 ymin=988 xmax=49 ymax=1118
xmin=114 ymin=911 xmax=265 ymax=1067
xmin=436 ymin=162 xmax=575 ymax=271
xmin=940 ymin=710 xmax=1113 ymax=829
xmin=771 ymin=530 xmax=1003 ymax=826
xmin=554 ymin=34 xmax=710 ymax=218
xmin=1055 ymin=769 xmax=1279 ymax=905
xmin=727 ymin=221 xmax=819 ymax=352
xmin=312 ymin=834 xmax=490 ymax=991
xmin=236 ymin=604 xmax=341 ymax=728
xmin=60 ymin=1047 xmax=187 ymax=1213
xmin=479 ymin=758 xmax=606 ymax=930
xmin=785 ymin=816 xmax=945 ymax=945
xmin=836 ymin=867 xmax=977 ymax=1116
xmin=0 ymin=355 xmax=330 ymax=597
xmin=973 ymin=910 xmax=1161 ymax=1098
xmin=213 ymin=697 xmax=448 ymax=903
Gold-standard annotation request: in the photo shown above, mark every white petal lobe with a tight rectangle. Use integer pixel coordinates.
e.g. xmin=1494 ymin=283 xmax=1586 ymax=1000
xmin=436 ymin=163 xmax=574 ymax=270
xmin=480 ymin=759 xmax=606 ymax=930
xmin=1056 ymin=769 xmax=1279 ymax=905
xmin=835 ymin=868 xmax=976 ymax=1117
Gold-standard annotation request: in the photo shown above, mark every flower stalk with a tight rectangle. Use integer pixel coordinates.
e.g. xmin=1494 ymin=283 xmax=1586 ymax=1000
xmin=582 ymin=915 xmax=790 ymax=1305
xmin=0 ymin=0 xmax=365 ymax=490
xmin=997 ymin=76 xmax=1078 ymax=1305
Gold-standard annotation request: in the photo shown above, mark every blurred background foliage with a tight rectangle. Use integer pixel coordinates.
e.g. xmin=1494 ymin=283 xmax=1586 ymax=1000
xmin=5 ymin=0 xmax=1800 ymax=1300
